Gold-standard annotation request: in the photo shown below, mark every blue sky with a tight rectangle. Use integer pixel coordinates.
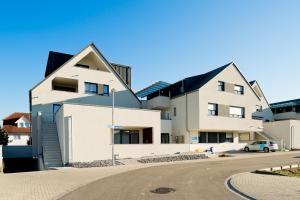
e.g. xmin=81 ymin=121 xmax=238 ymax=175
xmin=0 ymin=0 xmax=300 ymax=120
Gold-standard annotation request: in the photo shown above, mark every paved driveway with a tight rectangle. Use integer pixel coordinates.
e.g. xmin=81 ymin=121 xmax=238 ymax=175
xmin=60 ymin=152 xmax=300 ymax=200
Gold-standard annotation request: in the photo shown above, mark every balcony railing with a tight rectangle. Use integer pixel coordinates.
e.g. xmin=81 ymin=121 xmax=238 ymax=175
xmin=252 ymin=115 xmax=264 ymax=120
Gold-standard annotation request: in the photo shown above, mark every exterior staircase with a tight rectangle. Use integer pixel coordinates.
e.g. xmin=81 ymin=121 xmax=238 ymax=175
xmin=42 ymin=123 xmax=63 ymax=168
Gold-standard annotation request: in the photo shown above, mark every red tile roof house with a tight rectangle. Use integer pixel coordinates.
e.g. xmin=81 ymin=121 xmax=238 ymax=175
xmin=3 ymin=113 xmax=31 ymax=145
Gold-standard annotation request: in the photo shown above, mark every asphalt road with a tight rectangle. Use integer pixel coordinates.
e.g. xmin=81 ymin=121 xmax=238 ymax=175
xmin=60 ymin=152 xmax=300 ymax=200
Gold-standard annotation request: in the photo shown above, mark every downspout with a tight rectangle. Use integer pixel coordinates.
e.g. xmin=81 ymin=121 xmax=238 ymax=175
xmin=184 ymin=81 xmax=191 ymax=152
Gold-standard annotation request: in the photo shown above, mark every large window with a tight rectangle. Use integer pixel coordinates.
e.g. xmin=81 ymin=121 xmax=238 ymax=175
xmin=114 ymin=130 xmax=139 ymax=144
xmin=161 ymin=133 xmax=170 ymax=144
xmin=85 ymin=82 xmax=97 ymax=94
xmin=229 ymin=106 xmax=245 ymax=118
xmin=234 ymin=85 xmax=244 ymax=95
xmin=208 ymin=103 xmax=218 ymax=116
xmin=218 ymin=81 xmax=225 ymax=91
xmin=199 ymin=132 xmax=233 ymax=143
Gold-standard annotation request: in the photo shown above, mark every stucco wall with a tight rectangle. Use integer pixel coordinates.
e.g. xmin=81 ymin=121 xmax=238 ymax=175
xmin=31 ymin=46 xmax=140 ymax=119
xmin=198 ymin=65 xmax=263 ymax=132
xmin=58 ymin=103 xmax=161 ymax=162
xmin=263 ymin=120 xmax=300 ymax=149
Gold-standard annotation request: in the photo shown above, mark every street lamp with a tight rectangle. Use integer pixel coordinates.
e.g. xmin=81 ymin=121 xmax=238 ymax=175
xmin=109 ymin=79 xmax=116 ymax=166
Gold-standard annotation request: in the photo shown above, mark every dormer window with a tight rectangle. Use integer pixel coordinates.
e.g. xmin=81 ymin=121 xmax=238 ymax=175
xmin=218 ymin=81 xmax=225 ymax=91
xmin=234 ymin=85 xmax=244 ymax=95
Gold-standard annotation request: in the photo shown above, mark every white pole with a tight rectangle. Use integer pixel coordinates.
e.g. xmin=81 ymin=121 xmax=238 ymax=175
xmin=112 ymin=89 xmax=115 ymax=166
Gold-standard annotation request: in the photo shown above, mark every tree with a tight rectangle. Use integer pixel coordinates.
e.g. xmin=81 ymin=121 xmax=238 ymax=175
xmin=0 ymin=126 xmax=8 ymax=145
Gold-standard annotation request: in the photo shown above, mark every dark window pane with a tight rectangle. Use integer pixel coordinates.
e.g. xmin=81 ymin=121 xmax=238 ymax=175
xmin=103 ymin=85 xmax=109 ymax=96
xmin=161 ymin=133 xmax=170 ymax=144
xmin=208 ymin=133 xmax=218 ymax=143
xmin=219 ymin=133 xmax=226 ymax=143
xmin=130 ymin=131 xmax=139 ymax=144
xmin=199 ymin=132 xmax=207 ymax=143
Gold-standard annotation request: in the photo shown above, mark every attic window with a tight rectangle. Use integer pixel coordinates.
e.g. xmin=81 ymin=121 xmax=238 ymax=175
xmin=75 ymin=64 xmax=89 ymax=69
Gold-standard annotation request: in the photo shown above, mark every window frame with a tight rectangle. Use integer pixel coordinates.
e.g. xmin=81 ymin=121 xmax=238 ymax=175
xmin=229 ymin=106 xmax=245 ymax=118
xmin=218 ymin=81 xmax=225 ymax=91
xmin=84 ymin=82 xmax=98 ymax=94
xmin=234 ymin=85 xmax=244 ymax=95
xmin=103 ymin=84 xmax=109 ymax=96
xmin=208 ymin=103 xmax=218 ymax=116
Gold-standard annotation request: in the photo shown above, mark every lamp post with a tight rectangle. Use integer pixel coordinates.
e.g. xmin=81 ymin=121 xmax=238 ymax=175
xmin=111 ymin=87 xmax=116 ymax=166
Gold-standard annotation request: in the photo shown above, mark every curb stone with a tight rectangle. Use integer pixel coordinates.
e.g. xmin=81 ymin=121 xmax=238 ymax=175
xmin=225 ymin=173 xmax=256 ymax=200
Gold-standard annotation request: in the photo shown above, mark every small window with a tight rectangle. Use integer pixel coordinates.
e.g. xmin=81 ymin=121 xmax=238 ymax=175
xmin=24 ymin=123 xmax=30 ymax=128
xmin=208 ymin=103 xmax=218 ymax=116
xmin=161 ymin=133 xmax=170 ymax=144
xmin=229 ymin=106 xmax=245 ymax=118
xmin=75 ymin=63 xmax=89 ymax=69
xmin=218 ymin=81 xmax=225 ymax=91
xmin=173 ymin=107 xmax=177 ymax=117
xmin=234 ymin=85 xmax=244 ymax=95
xmin=103 ymin=85 xmax=109 ymax=96
xmin=18 ymin=123 xmax=24 ymax=128
xmin=85 ymin=82 xmax=97 ymax=94
xmin=14 ymin=135 xmax=21 ymax=140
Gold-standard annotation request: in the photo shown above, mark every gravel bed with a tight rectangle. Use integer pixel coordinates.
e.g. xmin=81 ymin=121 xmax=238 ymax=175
xmin=137 ymin=153 xmax=207 ymax=163
xmin=67 ymin=160 xmax=124 ymax=168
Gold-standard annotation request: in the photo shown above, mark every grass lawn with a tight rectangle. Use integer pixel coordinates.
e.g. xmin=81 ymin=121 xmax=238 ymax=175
xmin=274 ymin=168 xmax=300 ymax=177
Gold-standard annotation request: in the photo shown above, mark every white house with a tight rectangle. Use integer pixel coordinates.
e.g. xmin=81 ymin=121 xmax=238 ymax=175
xmin=3 ymin=113 xmax=30 ymax=145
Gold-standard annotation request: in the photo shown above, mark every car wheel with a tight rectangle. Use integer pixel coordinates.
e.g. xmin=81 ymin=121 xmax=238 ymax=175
xmin=244 ymin=147 xmax=250 ymax=152
xmin=263 ymin=147 xmax=270 ymax=153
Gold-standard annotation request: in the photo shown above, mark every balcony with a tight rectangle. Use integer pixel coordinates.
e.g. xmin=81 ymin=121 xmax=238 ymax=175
xmin=52 ymin=77 xmax=78 ymax=93
xmin=147 ymin=96 xmax=170 ymax=109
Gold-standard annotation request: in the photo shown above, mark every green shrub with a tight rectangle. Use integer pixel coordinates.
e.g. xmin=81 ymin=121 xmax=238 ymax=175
xmin=0 ymin=127 xmax=8 ymax=145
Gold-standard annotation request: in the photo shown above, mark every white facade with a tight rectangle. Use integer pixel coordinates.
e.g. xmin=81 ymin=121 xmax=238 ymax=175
xmin=31 ymin=44 xmax=285 ymax=166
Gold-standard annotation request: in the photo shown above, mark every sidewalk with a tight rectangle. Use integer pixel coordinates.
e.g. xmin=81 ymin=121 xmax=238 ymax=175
xmin=229 ymin=172 xmax=300 ymax=200
xmin=0 ymin=151 xmax=298 ymax=200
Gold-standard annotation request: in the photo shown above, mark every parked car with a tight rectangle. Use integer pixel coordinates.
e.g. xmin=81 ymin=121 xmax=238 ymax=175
xmin=244 ymin=140 xmax=278 ymax=153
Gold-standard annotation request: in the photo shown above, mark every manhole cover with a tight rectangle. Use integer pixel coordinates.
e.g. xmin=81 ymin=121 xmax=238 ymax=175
xmin=150 ymin=187 xmax=176 ymax=194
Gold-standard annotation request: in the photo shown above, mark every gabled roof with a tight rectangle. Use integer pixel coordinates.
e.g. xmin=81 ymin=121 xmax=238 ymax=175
xmin=31 ymin=43 xmax=141 ymax=103
xmin=179 ymin=62 xmax=232 ymax=93
xmin=141 ymin=62 xmax=261 ymax=100
xmin=270 ymin=98 xmax=300 ymax=108
xmin=136 ymin=81 xmax=171 ymax=98
xmin=3 ymin=112 xmax=30 ymax=121
xmin=45 ymin=51 xmax=73 ymax=77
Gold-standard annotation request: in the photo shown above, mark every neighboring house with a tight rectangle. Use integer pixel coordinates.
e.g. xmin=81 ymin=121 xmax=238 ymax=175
xmin=263 ymin=99 xmax=300 ymax=149
xmin=30 ymin=43 xmax=275 ymax=168
xmin=3 ymin=113 xmax=30 ymax=145
xmin=137 ymin=63 xmax=274 ymax=147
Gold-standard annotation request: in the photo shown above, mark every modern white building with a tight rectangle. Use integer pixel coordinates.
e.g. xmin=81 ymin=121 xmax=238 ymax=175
xmin=29 ymin=43 xmax=286 ymax=168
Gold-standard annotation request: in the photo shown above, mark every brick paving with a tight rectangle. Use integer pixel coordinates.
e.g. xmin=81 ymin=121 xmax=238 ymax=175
xmin=230 ymin=172 xmax=300 ymax=200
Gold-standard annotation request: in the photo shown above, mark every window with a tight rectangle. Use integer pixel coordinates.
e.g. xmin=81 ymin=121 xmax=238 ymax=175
xmin=24 ymin=123 xmax=30 ymax=128
xmin=103 ymin=85 xmax=109 ymax=96
xmin=53 ymin=104 xmax=61 ymax=114
xmin=114 ymin=130 xmax=139 ymax=144
xmin=208 ymin=103 xmax=218 ymax=116
xmin=234 ymin=85 xmax=244 ymax=95
xmin=85 ymin=82 xmax=97 ymax=94
xmin=161 ymin=133 xmax=170 ymax=144
xmin=173 ymin=107 xmax=176 ymax=117
xmin=256 ymin=105 xmax=263 ymax=112
xmin=218 ymin=81 xmax=225 ymax=91
xmin=75 ymin=63 xmax=89 ymax=69
xmin=13 ymin=135 xmax=21 ymax=140
xmin=18 ymin=123 xmax=24 ymax=128
xmin=199 ymin=132 xmax=232 ymax=143
xmin=229 ymin=106 xmax=245 ymax=118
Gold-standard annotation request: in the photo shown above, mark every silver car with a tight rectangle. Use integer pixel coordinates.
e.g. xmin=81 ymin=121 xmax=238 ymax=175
xmin=244 ymin=140 xmax=278 ymax=153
